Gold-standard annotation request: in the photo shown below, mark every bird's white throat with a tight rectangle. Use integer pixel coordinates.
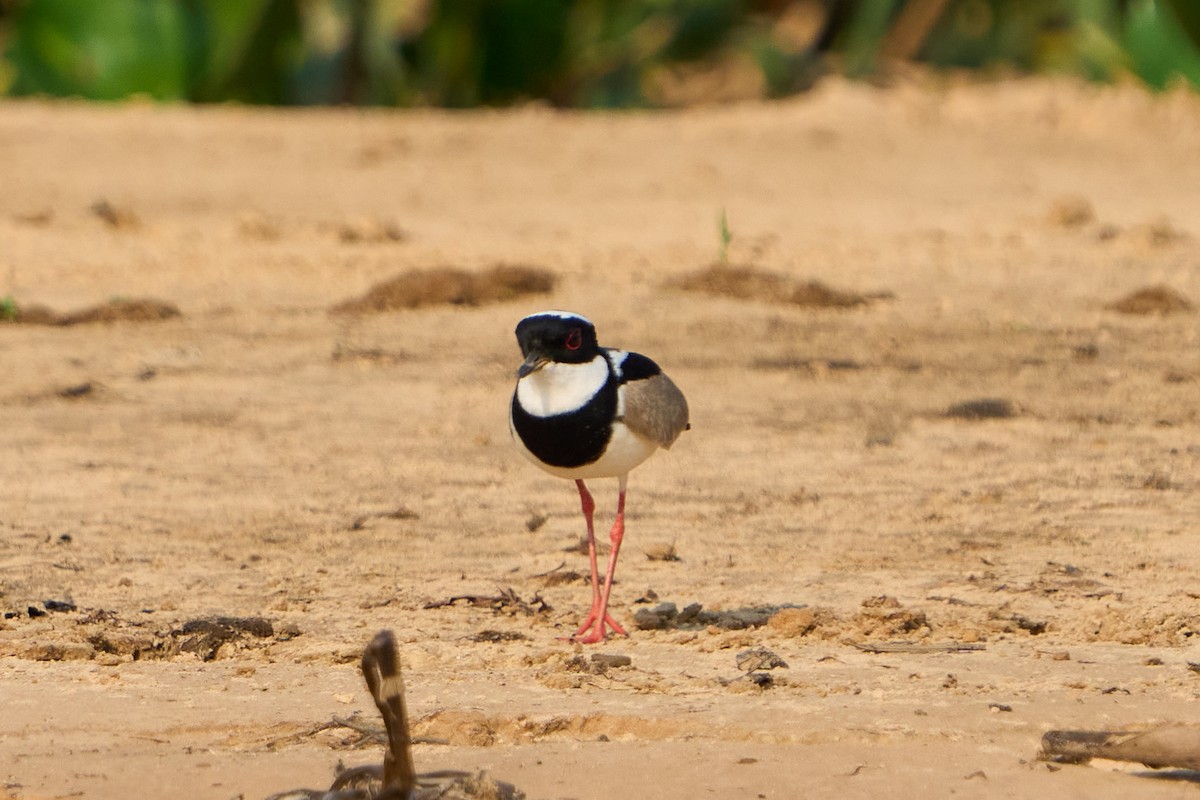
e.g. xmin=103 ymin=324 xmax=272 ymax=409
xmin=516 ymin=355 xmax=608 ymax=417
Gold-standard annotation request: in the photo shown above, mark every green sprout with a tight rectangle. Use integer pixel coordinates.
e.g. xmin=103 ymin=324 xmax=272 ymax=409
xmin=718 ymin=208 xmax=732 ymax=265
xmin=0 ymin=295 xmax=17 ymax=321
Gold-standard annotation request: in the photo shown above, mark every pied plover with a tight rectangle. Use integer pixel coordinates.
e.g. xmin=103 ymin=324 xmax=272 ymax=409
xmin=509 ymin=310 xmax=689 ymax=643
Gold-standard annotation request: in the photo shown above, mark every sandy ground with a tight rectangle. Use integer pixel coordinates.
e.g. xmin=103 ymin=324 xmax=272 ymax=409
xmin=3 ymin=75 xmax=1200 ymax=799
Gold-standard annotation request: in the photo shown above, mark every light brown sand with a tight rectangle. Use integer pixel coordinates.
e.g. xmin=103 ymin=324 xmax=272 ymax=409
xmin=3 ymin=76 xmax=1200 ymax=799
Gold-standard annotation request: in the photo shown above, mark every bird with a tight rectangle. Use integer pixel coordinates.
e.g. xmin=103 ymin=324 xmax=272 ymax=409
xmin=509 ymin=310 xmax=689 ymax=643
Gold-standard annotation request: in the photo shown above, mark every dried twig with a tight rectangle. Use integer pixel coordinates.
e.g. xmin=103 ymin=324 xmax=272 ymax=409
xmin=530 ymin=561 xmax=567 ymax=578
xmin=423 ymin=587 xmax=550 ymax=615
xmin=849 ymin=641 xmax=986 ymax=654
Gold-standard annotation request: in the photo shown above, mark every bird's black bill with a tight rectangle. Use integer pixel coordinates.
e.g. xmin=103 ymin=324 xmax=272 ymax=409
xmin=517 ymin=353 xmax=547 ymax=378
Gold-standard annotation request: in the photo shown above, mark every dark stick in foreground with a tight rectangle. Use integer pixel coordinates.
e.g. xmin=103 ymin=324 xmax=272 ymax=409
xmin=266 ymin=630 xmax=523 ymax=800
xmin=361 ymin=630 xmax=417 ymax=797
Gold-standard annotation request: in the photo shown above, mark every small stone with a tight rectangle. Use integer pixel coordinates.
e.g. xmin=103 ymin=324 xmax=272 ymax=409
xmin=945 ymin=398 xmax=1018 ymax=420
xmin=590 ymin=653 xmax=632 ymax=669
xmin=736 ymin=647 xmax=789 ymax=672
xmin=43 ymin=598 xmax=77 ymax=613
xmin=747 ymin=672 xmax=774 ymax=689
xmin=677 ymin=603 xmax=704 ymax=624
xmin=632 ymin=602 xmax=678 ymax=630
xmin=276 ymin=622 xmax=302 ymax=640
xmin=90 ymin=198 xmax=139 ymax=229
xmin=57 ymin=382 xmax=96 ymax=400
xmin=1045 ymin=195 xmax=1094 ymax=228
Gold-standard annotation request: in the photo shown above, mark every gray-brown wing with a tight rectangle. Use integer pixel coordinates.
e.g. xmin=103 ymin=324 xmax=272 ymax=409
xmin=622 ymin=372 xmax=690 ymax=449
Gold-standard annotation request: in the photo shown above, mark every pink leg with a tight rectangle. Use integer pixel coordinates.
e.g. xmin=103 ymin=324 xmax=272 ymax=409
xmin=573 ymin=480 xmax=602 ymax=629
xmin=573 ymin=475 xmax=629 ymax=644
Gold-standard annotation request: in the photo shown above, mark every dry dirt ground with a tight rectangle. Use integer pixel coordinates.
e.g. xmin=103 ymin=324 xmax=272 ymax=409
xmin=3 ymin=76 xmax=1200 ymax=799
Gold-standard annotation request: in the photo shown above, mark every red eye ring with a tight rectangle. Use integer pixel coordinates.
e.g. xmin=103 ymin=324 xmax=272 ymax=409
xmin=565 ymin=328 xmax=583 ymax=350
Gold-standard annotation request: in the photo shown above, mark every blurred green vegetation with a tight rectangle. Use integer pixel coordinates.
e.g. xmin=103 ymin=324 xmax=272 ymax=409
xmin=0 ymin=0 xmax=1198 ymax=107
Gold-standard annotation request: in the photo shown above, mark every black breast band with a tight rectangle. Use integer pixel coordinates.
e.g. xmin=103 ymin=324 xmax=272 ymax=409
xmin=511 ymin=374 xmax=618 ymax=468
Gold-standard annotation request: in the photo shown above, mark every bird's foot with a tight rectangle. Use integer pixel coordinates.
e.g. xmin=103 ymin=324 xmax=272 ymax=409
xmin=569 ymin=611 xmax=628 ymax=644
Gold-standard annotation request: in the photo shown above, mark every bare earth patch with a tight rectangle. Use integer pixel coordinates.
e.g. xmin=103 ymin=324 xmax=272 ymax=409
xmin=1105 ymin=285 xmax=1193 ymax=315
xmin=2 ymin=297 xmax=181 ymax=325
xmin=3 ymin=78 xmax=1200 ymax=800
xmin=673 ymin=263 xmax=889 ymax=308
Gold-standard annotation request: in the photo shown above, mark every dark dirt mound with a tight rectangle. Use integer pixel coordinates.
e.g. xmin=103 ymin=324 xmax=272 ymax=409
xmin=632 ymin=600 xmax=802 ymax=631
xmin=4 ymin=303 xmax=59 ymax=324
xmin=331 ymin=265 xmax=555 ymax=315
xmin=90 ymin=198 xmax=139 ymax=229
xmin=945 ymin=397 xmax=1020 ymax=420
xmin=1045 ymin=195 xmax=1095 ymax=228
xmin=59 ymin=298 xmax=182 ymax=324
xmin=673 ymin=264 xmax=886 ymax=308
xmin=332 ymin=216 xmax=407 ymax=243
xmin=2 ymin=297 xmax=181 ymax=325
xmin=1106 ymin=285 xmax=1193 ymax=315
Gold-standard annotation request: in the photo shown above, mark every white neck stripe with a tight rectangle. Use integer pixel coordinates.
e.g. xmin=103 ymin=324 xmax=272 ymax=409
xmin=516 ymin=355 xmax=609 ymax=417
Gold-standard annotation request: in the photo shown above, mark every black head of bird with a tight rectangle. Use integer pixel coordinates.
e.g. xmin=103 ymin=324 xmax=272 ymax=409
xmin=514 ymin=312 xmax=601 ymax=377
